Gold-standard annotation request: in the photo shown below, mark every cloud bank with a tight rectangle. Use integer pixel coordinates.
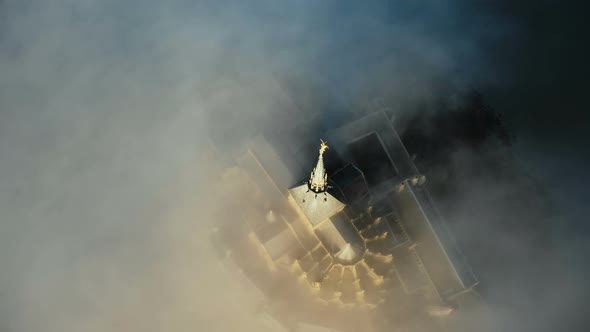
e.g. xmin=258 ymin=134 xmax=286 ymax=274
xmin=1 ymin=1 xmax=585 ymax=332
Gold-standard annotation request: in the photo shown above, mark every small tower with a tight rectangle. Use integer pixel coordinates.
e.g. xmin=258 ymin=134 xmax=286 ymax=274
xmin=308 ymin=140 xmax=329 ymax=193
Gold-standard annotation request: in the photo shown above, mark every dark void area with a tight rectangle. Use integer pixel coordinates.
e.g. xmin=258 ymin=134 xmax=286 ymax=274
xmin=396 ymin=91 xmax=514 ymax=167
xmin=394 ymin=90 xmax=517 ymax=198
xmin=347 ymin=132 xmax=398 ymax=187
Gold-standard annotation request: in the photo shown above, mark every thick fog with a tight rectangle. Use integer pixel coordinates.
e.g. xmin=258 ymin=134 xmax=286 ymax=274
xmin=0 ymin=1 xmax=587 ymax=332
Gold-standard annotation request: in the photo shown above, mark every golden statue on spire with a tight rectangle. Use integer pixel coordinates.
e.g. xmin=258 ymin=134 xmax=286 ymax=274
xmin=319 ymin=139 xmax=329 ymax=155
xmin=308 ymin=139 xmax=329 ymax=194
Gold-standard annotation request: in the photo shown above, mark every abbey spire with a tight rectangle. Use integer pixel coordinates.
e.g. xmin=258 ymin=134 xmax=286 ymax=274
xmin=308 ymin=140 xmax=329 ymax=193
